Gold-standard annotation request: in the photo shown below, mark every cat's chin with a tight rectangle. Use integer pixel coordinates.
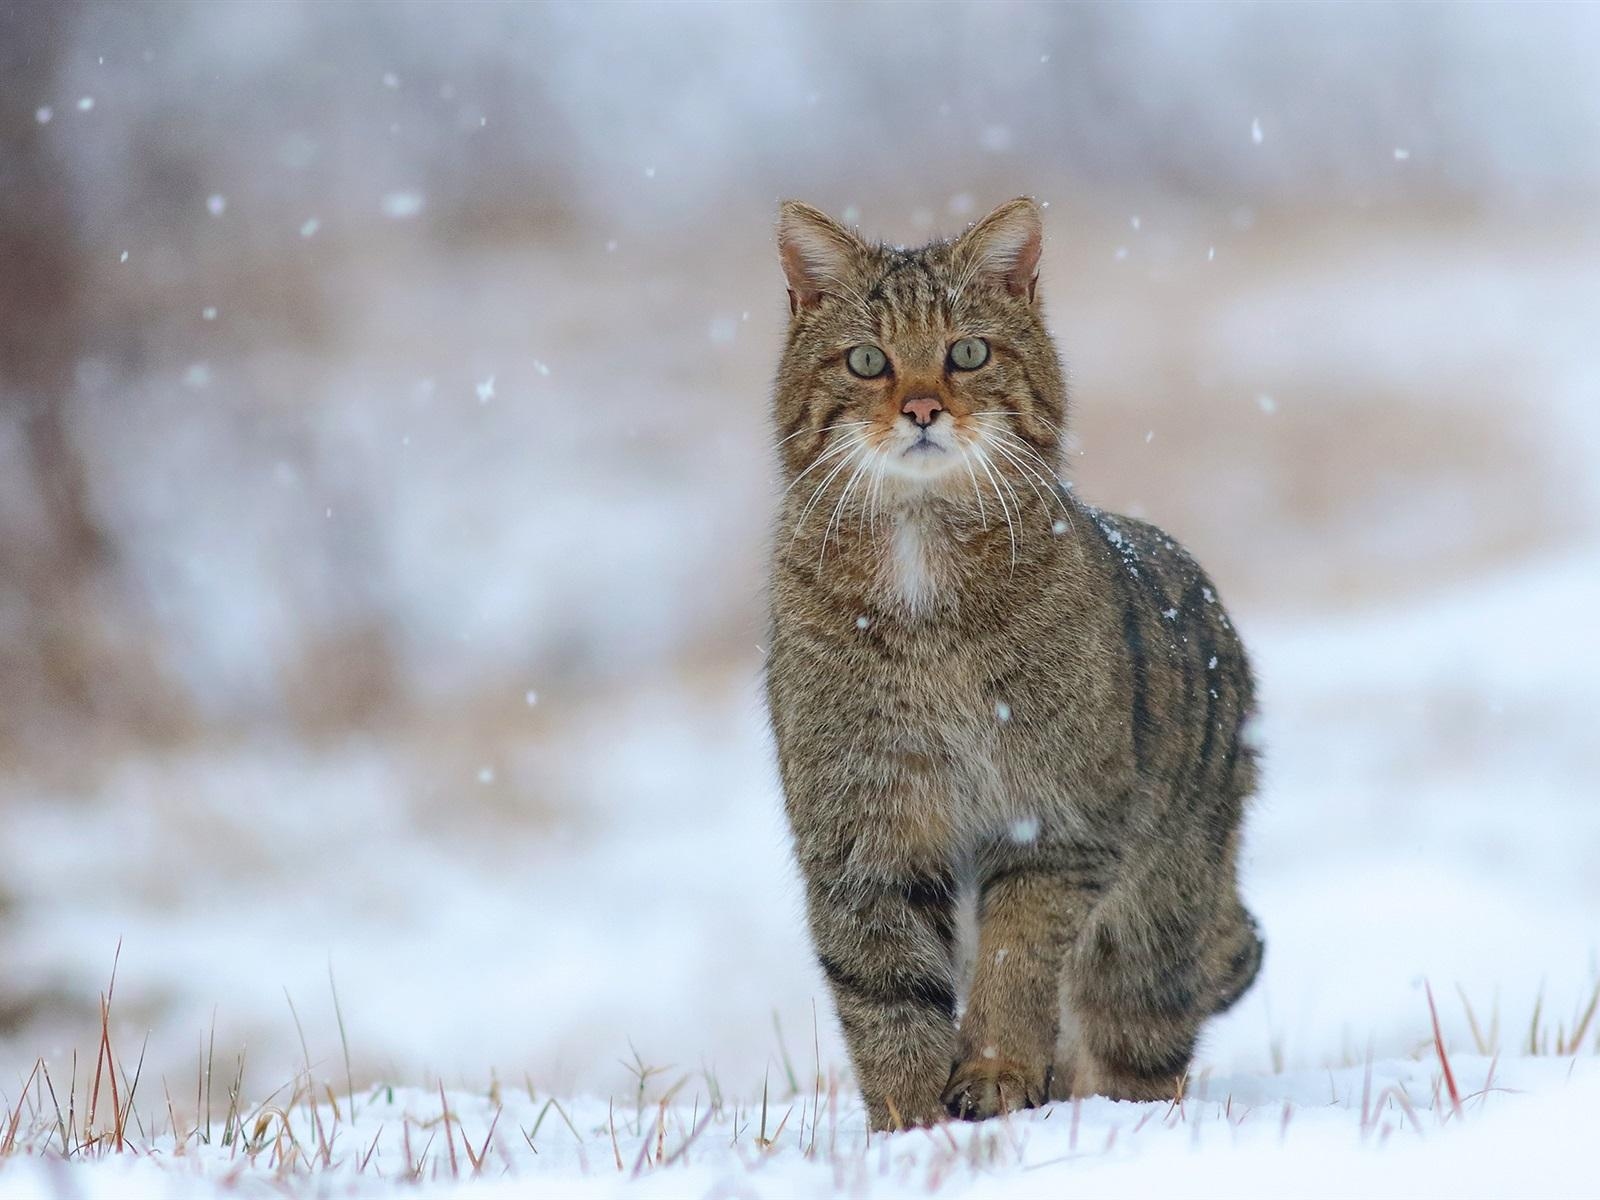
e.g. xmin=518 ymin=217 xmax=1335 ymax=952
xmin=876 ymin=452 xmax=972 ymax=499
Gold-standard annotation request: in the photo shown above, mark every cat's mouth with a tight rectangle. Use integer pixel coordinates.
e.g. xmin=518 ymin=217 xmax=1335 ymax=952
xmin=879 ymin=424 xmax=966 ymax=483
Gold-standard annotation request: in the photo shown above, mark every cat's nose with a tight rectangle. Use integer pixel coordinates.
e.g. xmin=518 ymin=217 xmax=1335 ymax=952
xmin=901 ymin=396 xmax=944 ymax=427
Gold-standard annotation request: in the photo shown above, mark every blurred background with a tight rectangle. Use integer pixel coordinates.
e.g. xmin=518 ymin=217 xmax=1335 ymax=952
xmin=2 ymin=1 xmax=1598 ymax=1099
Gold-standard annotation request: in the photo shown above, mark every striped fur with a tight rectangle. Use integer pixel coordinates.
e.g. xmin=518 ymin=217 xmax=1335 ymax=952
xmin=765 ymin=199 xmax=1262 ymax=1130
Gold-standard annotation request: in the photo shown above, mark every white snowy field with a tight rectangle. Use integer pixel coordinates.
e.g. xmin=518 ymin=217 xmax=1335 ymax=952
xmin=1 ymin=1055 xmax=1597 ymax=1197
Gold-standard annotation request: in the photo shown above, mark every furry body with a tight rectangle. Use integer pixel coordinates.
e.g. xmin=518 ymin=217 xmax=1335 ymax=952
xmin=765 ymin=199 xmax=1262 ymax=1129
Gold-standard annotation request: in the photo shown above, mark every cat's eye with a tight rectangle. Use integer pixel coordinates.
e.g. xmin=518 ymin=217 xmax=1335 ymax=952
xmin=949 ymin=337 xmax=990 ymax=371
xmin=846 ymin=344 xmax=888 ymax=378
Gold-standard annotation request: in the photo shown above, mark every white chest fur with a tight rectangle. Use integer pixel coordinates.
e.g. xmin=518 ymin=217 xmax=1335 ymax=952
xmin=886 ymin=513 xmax=938 ymax=614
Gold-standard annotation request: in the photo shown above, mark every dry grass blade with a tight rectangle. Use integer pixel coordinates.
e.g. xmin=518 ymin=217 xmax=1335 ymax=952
xmin=772 ymin=1011 xmax=800 ymax=1096
xmin=359 ymin=1124 xmax=384 ymax=1173
xmin=2 ymin=1059 xmax=43 ymax=1156
xmin=438 ymin=1079 xmax=459 ymax=1177
xmin=85 ymin=943 xmax=124 ymax=1149
xmin=1560 ymin=977 xmax=1599 ymax=1055
xmin=608 ymin=1097 xmax=622 ymax=1171
xmin=38 ymin=1060 xmax=71 ymax=1157
xmin=1424 ymin=980 xmax=1463 ymax=1118
xmin=116 ymin=1031 xmax=150 ymax=1149
xmin=1455 ymin=984 xmax=1489 ymax=1055
xmin=329 ymin=963 xmax=356 ymax=1119
xmin=464 ymin=1106 xmax=501 ymax=1175
xmin=660 ymin=1105 xmax=713 ymax=1169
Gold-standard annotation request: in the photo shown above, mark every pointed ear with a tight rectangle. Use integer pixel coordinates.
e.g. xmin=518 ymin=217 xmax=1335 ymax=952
xmin=777 ymin=201 xmax=864 ymax=314
xmin=956 ymin=197 xmax=1043 ymax=301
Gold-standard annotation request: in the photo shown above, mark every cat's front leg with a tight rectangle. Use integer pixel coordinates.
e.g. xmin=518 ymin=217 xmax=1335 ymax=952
xmin=799 ymin=854 xmax=960 ymax=1131
xmin=944 ymin=853 xmax=1101 ymax=1121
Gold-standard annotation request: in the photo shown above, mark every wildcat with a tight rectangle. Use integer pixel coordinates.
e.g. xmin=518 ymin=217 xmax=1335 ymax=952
xmin=764 ymin=197 xmax=1263 ymax=1130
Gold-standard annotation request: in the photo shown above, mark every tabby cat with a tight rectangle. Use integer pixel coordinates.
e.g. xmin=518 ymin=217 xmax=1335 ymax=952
xmin=764 ymin=197 xmax=1263 ymax=1130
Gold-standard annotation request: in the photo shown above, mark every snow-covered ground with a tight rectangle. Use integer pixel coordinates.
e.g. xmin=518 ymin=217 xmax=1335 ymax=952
xmin=2 ymin=1056 xmax=1596 ymax=1197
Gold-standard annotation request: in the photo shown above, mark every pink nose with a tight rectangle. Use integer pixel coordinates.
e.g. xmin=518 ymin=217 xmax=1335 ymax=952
xmin=901 ymin=396 xmax=944 ymax=427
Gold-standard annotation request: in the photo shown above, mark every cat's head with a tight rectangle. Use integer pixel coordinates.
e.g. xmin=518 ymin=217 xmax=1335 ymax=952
xmin=772 ymin=198 xmax=1066 ymax=507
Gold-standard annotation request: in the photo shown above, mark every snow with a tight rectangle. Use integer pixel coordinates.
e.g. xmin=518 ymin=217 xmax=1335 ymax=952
xmin=1 ymin=1058 xmax=1595 ymax=1197
xmin=380 ymin=191 xmax=425 ymax=219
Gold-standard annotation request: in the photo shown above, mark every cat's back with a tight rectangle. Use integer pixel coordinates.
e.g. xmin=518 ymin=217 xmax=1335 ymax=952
xmin=1062 ymin=501 xmax=1257 ymax=802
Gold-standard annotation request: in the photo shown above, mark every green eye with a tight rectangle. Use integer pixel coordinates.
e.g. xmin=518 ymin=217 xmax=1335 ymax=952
xmin=949 ymin=337 xmax=990 ymax=370
xmin=846 ymin=344 xmax=888 ymax=378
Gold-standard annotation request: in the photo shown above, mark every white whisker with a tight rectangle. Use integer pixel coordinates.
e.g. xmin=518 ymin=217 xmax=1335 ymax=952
xmin=972 ymin=446 xmax=1017 ymax=572
xmin=860 ymin=443 xmax=890 ymax=541
xmin=986 ymin=437 xmax=1056 ymax=514
xmin=983 ymin=430 xmax=1075 ymax=531
xmin=820 ymin=447 xmax=875 ymax=566
xmin=788 ymin=437 xmax=870 ymax=547
xmin=976 ymin=444 xmax=1026 ymax=535
xmin=798 ymin=439 xmax=868 ymax=525
xmin=985 ymin=431 xmax=1068 ymax=501
xmin=958 ymin=446 xmax=989 ymax=529
xmin=972 ymin=408 xmax=1068 ymax=448
xmin=775 ymin=418 xmax=871 ymax=450
xmin=780 ymin=433 xmax=863 ymax=501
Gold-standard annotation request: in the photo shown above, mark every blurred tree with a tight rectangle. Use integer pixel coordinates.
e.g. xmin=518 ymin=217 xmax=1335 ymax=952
xmin=0 ymin=0 xmax=185 ymax=760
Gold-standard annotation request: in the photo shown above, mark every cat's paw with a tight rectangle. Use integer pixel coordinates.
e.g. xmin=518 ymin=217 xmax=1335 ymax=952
xmin=941 ymin=1058 xmax=1045 ymax=1122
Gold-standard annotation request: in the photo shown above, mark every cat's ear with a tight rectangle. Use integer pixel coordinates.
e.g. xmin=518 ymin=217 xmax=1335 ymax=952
xmin=778 ymin=201 xmax=864 ymax=315
xmin=956 ymin=197 xmax=1043 ymax=302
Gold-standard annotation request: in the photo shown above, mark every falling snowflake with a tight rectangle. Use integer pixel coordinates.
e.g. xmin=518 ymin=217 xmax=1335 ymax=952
xmin=381 ymin=191 xmax=425 ymax=219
